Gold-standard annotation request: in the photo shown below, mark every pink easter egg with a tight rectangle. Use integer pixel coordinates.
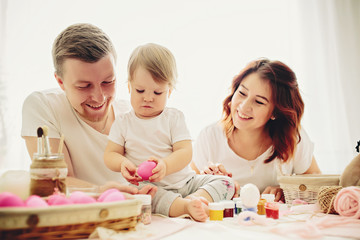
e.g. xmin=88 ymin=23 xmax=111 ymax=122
xmin=97 ymin=188 xmax=120 ymax=202
xmin=25 ymin=195 xmax=48 ymax=207
xmin=69 ymin=191 xmax=96 ymax=204
xmin=137 ymin=161 xmax=157 ymax=180
xmin=101 ymin=191 xmax=126 ymax=202
xmin=47 ymin=194 xmax=72 ymax=206
xmin=0 ymin=192 xmax=25 ymax=207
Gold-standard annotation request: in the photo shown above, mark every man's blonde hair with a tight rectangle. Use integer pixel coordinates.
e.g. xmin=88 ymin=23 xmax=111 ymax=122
xmin=52 ymin=23 xmax=116 ymax=77
xmin=127 ymin=43 xmax=177 ymax=88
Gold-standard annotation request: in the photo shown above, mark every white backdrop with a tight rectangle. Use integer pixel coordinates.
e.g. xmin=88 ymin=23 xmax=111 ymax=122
xmin=0 ymin=0 xmax=359 ymax=175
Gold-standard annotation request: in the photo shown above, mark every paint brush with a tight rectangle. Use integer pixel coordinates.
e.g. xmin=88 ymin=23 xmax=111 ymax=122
xmin=42 ymin=125 xmax=51 ymax=156
xmin=37 ymin=127 xmax=44 ymax=155
xmin=58 ymin=134 xmax=64 ymax=154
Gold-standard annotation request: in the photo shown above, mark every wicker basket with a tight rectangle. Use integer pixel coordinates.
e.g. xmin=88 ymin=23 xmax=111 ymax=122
xmin=0 ymin=193 xmax=141 ymax=240
xmin=278 ymin=174 xmax=340 ymax=204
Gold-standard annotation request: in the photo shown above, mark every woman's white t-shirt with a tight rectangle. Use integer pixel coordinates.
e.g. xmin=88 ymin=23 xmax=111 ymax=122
xmin=21 ymin=88 xmax=130 ymax=185
xmin=192 ymin=122 xmax=314 ymax=192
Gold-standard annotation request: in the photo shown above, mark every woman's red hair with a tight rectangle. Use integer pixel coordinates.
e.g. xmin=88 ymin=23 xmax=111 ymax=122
xmin=221 ymin=59 xmax=304 ymax=163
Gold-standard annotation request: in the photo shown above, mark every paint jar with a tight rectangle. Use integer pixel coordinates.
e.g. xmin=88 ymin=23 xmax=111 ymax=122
xmin=221 ymin=200 xmax=235 ymax=218
xmin=209 ymin=202 xmax=224 ymax=221
xmin=265 ymin=202 xmax=279 ymax=219
xmin=133 ymin=194 xmax=152 ymax=224
xmin=233 ymin=198 xmax=242 ymax=214
xmin=261 ymin=194 xmax=275 ymax=203
xmin=235 ymin=200 xmax=243 ymax=214
xmin=30 ymin=153 xmax=67 ymax=197
xmin=257 ymin=198 xmax=266 ymax=215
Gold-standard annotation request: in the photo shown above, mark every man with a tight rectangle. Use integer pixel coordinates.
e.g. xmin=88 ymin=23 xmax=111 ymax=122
xmin=21 ymin=23 xmax=156 ymax=195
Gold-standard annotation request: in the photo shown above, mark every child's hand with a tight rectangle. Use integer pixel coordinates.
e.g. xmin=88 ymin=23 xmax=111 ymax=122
xmin=148 ymin=157 xmax=167 ymax=182
xmin=120 ymin=159 xmax=142 ymax=185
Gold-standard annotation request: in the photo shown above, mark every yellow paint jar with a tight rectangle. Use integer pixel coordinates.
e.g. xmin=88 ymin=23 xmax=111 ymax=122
xmin=257 ymin=199 xmax=267 ymax=215
xmin=209 ymin=202 xmax=224 ymax=221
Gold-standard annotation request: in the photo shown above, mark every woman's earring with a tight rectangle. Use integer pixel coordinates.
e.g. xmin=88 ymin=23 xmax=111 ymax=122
xmin=270 ymin=116 xmax=276 ymax=120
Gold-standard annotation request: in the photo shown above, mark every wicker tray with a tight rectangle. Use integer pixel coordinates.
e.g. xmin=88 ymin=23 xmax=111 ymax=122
xmin=278 ymin=174 xmax=340 ymax=204
xmin=0 ymin=193 xmax=141 ymax=240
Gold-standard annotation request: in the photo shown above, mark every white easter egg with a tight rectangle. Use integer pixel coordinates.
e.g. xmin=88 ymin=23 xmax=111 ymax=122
xmin=240 ymin=183 xmax=260 ymax=208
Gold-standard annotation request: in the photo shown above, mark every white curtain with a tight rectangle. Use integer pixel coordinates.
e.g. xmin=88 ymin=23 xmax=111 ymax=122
xmin=0 ymin=0 xmax=359 ymax=175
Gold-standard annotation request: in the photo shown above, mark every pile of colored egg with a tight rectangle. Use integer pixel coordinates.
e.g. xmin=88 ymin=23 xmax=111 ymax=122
xmin=0 ymin=188 xmax=126 ymax=208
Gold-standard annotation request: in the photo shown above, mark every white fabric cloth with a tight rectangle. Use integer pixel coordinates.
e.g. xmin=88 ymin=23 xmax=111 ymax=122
xmin=21 ymin=88 xmax=130 ymax=185
xmin=192 ymin=122 xmax=314 ymax=192
xmin=108 ymin=108 xmax=195 ymax=189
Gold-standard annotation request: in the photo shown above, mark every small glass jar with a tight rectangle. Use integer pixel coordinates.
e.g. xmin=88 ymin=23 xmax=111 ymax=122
xmin=133 ymin=194 xmax=152 ymax=225
xmin=30 ymin=153 xmax=67 ymax=197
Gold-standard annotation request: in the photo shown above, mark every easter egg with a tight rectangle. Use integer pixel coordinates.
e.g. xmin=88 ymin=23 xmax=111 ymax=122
xmin=69 ymin=191 xmax=96 ymax=204
xmin=97 ymin=188 xmax=120 ymax=202
xmin=240 ymin=183 xmax=260 ymax=208
xmin=47 ymin=194 xmax=72 ymax=206
xmin=137 ymin=161 xmax=157 ymax=180
xmin=101 ymin=191 xmax=126 ymax=202
xmin=0 ymin=192 xmax=25 ymax=207
xmin=25 ymin=195 xmax=48 ymax=207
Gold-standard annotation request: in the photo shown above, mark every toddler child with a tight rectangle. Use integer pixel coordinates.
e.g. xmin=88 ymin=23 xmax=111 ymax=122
xmin=104 ymin=43 xmax=234 ymax=221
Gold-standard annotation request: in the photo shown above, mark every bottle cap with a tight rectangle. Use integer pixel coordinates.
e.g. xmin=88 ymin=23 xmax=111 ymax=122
xmin=261 ymin=194 xmax=275 ymax=202
xmin=221 ymin=200 xmax=235 ymax=208
xmin=133 ymin=194 xmax=151 ymax=205
xmin=209 ymin=202 xmax=224 ymax=210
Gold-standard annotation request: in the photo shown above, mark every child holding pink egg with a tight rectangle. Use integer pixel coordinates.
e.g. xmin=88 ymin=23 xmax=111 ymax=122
xmin=104 ymin=43 xmax=235 ymax=222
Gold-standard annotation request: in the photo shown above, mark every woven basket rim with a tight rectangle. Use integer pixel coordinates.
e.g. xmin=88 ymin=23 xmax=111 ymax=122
xmin=278 ymin=174 xmax=340 ymax=184
xmin=0 ymin=197 xmax=141 ymax=214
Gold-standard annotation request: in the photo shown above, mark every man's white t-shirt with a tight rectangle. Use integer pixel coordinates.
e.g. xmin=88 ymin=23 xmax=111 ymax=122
xmin=108 ymin=108 xmax=196 ymax=190
xmin=21 ymin=88 xmax=129 ymax=185
xmin=192 ymin=122 xmax=314 ymax=192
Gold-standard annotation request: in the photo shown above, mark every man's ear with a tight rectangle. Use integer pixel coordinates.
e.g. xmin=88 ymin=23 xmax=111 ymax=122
xmin=55 ymin=73 xmax=65 ymax=91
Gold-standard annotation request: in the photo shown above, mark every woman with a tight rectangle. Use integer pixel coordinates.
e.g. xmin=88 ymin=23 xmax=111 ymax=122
xmin=191 ymin=58 xmax=321 ymax=201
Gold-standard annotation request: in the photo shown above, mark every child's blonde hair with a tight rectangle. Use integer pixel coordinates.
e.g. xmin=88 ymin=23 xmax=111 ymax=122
xmin=127 ymin=43 xmax=177 ymax=88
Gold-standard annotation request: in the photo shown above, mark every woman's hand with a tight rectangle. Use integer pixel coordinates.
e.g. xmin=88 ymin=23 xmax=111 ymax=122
xmin=262 ymin=185 xmax=285 ymax=202
xmin=201 ymin=163 xmax=232 ymax=177
xmin=148 ymin=157 xmax=167 ymax=182
xmin=120 ymin=159 xmax=142 ymax=185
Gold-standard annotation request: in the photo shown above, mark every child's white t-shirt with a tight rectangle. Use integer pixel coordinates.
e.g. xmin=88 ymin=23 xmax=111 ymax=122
xmin=192 ymin=122 xmax=314 ymax=192
xmin=21 ymin=88 xmax=129 ymax=185
xmin=108 ymin=107 xmax=195 ymax=190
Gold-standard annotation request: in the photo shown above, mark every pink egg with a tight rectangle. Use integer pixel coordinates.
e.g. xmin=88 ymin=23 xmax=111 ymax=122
xmin=25 ymin=195 xmax=48 ymax=207
xmin=47 ymin=194 xmax=72 ymax=205
xmin=97 ymin=188 xmax=120 ymax=202
xmin=101 ymin=191 xmax=126 ymax=202
xmin=0 ymin=192 xmax=25 ymax=207
xmin=69 ymin=191 xmax=96 ymax=204
xmin=137 ymin=161 xmax=157 ymax=180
